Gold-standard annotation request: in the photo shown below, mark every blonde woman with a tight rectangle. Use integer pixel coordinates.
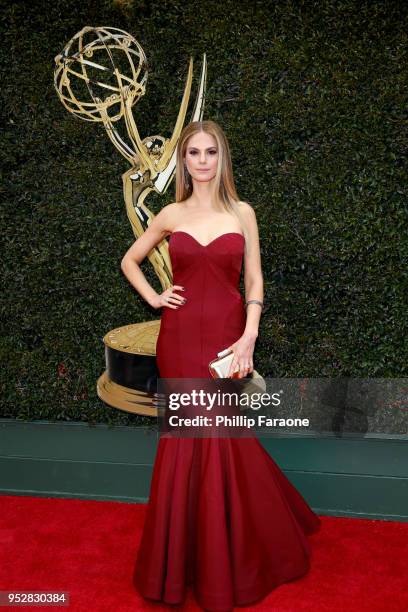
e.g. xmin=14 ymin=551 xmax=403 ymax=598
xmin=121 ymin=120 xmax=321 ymax=611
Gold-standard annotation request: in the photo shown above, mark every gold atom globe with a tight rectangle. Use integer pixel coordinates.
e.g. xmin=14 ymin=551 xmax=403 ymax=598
xmin=54 ymin=26 xmax=148 ymax=122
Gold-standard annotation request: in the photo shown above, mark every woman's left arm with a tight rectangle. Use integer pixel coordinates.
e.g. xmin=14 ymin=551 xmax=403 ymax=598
xmin=227 ymin=203 xmax=264 ymax=377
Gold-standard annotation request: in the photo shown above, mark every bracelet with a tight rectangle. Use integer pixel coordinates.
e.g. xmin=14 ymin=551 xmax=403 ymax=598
xmin=245 ymin=299 xmax=264 ymax=311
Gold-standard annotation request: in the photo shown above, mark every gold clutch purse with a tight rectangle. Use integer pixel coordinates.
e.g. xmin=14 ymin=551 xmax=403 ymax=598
xmin=208 ymin=348 xmax=240 ymax=379
xmin=208 ymin=348 xmax=267 ymax=404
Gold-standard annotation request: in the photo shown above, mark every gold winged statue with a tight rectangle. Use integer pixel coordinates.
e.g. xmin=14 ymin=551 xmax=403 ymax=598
xmin=54 ymin=26 xmax=207 ymax=415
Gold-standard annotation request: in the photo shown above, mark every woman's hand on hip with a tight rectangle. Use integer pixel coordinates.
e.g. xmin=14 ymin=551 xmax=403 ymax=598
xmin=151 ymin=285 xmax=186 ymax=310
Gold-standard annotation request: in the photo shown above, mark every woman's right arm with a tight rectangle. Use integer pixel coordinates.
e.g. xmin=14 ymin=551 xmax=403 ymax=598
xmin=120 ymin=204 xmax=185 ymax=311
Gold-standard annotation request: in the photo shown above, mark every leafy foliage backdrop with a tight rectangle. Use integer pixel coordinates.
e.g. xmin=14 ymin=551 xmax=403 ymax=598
xmin=1 ymin=0 xmax=407 ymax=425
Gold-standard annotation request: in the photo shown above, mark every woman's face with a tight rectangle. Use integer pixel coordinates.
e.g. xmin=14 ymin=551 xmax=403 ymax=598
xmin=184 ymin=131 xmax=219 ymax=183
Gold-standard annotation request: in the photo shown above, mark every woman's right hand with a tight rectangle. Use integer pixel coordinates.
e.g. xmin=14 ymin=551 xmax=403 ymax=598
xmin=151 ymin=285 xmax=186 ymax=310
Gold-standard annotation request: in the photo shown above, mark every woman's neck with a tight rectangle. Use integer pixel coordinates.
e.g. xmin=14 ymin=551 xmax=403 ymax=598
xmin=188 ymin=179 xmax=214 ymax=208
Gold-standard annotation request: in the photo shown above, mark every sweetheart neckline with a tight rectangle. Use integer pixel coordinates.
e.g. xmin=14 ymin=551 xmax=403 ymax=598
xmin=169 ymin=230 xmax=244 ymax=248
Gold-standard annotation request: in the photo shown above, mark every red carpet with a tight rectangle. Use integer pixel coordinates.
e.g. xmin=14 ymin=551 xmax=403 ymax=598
xmin=0 ymin=494 xmax=407 ymax=611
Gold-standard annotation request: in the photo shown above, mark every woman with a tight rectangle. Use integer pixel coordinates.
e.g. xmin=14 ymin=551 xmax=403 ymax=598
xmin=121 ymin=120 xmax=321 ymax=611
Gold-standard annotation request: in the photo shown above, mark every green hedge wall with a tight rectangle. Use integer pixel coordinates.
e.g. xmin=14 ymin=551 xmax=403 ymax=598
xmin=1 ymin=0 xmax=407 ymax=425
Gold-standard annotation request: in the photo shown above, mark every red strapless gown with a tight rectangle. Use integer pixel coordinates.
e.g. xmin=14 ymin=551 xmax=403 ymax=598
xmin=133 ymin=231 xmax=321 ymax=611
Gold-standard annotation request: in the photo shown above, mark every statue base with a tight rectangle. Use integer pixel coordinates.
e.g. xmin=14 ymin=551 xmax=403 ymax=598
xmin=97 ymin=320 xmax=160 ymax=416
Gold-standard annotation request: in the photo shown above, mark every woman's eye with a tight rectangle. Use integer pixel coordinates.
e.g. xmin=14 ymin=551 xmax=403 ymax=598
xmin=188 ymin=150 xmax=217 ymax=155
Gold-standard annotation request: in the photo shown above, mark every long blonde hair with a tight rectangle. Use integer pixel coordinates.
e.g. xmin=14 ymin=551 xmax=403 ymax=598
xmin=175 ymin=120 xmax=249 ymax=246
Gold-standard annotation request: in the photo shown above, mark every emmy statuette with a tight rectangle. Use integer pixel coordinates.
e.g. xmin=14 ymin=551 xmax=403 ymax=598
xmin=54 ymin=26 xmax=207 ymax=416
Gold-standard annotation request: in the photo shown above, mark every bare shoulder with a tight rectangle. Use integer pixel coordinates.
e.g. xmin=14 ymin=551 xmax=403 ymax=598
xmin=236 ymin=200 xmax=257 ymax=222
xmin=163 ymin=201 xmax=182 ymax=209
xmin=162 ymin=202 xmax=185 ymax=216
xmin=153 ymin=202 xmax=184 ymax=234
xmin=160 ymin=201 xmax=179 ymax=215
xmin=155 ymin=202 xmax=180 ymax=220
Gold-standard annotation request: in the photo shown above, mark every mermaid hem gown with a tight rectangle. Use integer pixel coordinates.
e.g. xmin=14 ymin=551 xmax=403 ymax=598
xmin=133 ymin=231 xmax=321 ymax=610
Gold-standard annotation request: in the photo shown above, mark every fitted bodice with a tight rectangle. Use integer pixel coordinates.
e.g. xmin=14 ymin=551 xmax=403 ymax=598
xmin=156 ymin=231 xmax=247 ymax=377
xmin=169 ymin=230 xmax=245 ymax=296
